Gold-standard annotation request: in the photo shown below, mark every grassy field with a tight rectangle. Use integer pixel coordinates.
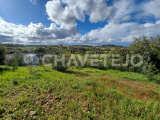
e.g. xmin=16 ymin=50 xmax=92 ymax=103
xmin=0 ymin=65 xmax=160 ymax=119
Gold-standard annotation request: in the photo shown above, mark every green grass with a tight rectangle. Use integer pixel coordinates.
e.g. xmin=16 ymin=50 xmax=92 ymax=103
xmin=0 ymin=65 xmax=160 ymax=119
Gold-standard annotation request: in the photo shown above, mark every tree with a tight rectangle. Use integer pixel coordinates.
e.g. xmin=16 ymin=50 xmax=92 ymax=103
xmin=46 ymin=46 xmax=57 ymax=51
xmin=13 ymin=50 xmax=23 ymax=66
xmin=0 ymin=45 xmax=6 ymax=65
xmin=107 ymin=35 xmax=160 ymax=73
xmin=10 ymin=57 xmax=18 ymax=71
xmin=34 ymin=46 xmax=46 ymax=53
xmin=129 ymin=35 xmax=160 ymax=71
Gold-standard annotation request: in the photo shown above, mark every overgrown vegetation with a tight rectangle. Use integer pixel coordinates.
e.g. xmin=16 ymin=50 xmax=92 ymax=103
xmin=0 ymin=45 xmax=6 ymax=65
xmin=0 ymin=66 xmax=160 ymax=119
xmin=97 ymin=35 xmax=160 ymax=81
xmin=4 ymin=50 xmax=23 ymax=71
xmin=0 ymin=35 xmax=160 ymax=119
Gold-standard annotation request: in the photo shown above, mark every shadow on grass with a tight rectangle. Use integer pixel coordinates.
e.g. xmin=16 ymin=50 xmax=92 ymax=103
xmin=0 ymin=67 xmax=11 ymax=74
xmin=64 ymin=70 xmax=89 ymax=77
xmin=96 ymin=67 xmax=110 ymax=71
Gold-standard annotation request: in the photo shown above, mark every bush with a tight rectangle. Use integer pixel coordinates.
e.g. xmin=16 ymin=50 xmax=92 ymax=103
xmin=34 ymin=46 xmax=46 ymax=53
xmin=53 ymin=62 xmax=68 ymax=71
xmin=142 ymin=62 xmax=158 ymax=81
xmin=0 ymin=46 xmax=6 ymax=65
xmin=13 ymin=50 xmax=23 ymax=66
xmin=10 ymin=57 xmax=18 ymax=71
xmin=4 ymin=50 xmax=23 ymax=69
xmin=103 ymin=35 xmax=160 ymax=75
xmin=52 ymin=55 xmax=68 ymax=72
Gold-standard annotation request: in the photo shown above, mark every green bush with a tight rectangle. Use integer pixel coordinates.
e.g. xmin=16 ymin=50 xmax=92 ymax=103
xmin=105 ymin=35 xmax=160 ymax=75
xmin=0 ymin=46 xmax=6 ymax=65
xmin=4 ymin=50 xmax=23 ymax=69
xmin=10 ymin=57 xmax=18 ymax=71
xmin=52 ymin=55 xmax=68 ymax=72
xmin=142 ymin=62 xmax=158 ymax=81
xmin=13 ymin=51 xmax=23 ymax=66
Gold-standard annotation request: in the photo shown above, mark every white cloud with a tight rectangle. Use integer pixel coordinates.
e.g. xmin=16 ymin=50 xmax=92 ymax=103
xmin=121 ymin=16 xmax=131 ymax=22
xmin=76 ymin=0 xmax=114 ymax=23
xmin=30 ymin=0 xmax=37 ymax=5
xmin=46 ymin=0 xmax=114 ymax=25
xmin=0 ymin=16 xmax=160 ymax=45
xmin=46 ymin=0 xmax=76 ymax=29
xmin=1 ymin=0 xmax=160 ymax=45
xmin=141 ymin=0 xmax=160 ymax=19
xmin=80 ymin=21 xmax=160 ymax=44
xmin=0 ymin=18 xmax=78 ymax=44
xmin=113 ymin=0 xmax=136 ymax=20
xmin=156 ymin=20 xmax=160 ymax=25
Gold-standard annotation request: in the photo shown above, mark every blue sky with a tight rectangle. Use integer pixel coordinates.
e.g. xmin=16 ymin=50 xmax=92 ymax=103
xmin=0 ymin=0 xmax=160 ymax=46
xmin=0 ymin=0 xmax=51 ymax=26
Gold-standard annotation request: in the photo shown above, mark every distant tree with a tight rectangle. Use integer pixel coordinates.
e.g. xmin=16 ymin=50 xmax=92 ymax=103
xmin=0 ymin=45 xmax=6 ymax=65
xmin=60 ymin=46 xmax=67 ymax=49
xmin=34 ymin=46 xmax=46 ymax=53
xmin=17 ymin=47 xmax=22 ymax=50
xmin=46 ymin=46 xmax=57 ymax=51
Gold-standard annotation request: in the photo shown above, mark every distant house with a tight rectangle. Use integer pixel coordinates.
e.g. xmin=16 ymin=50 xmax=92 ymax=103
xmin=111 ymin=48 xmax=115 ymax=50
xmin=5 ymin=54 xmax=13 ymax=65
xmin=6 ymin=54 xmax=13 ymax=58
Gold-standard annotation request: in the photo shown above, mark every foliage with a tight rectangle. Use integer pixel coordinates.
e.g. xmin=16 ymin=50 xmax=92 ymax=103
xmin=107 ymin=35 xmax=160 ymax=76
xmin=129 ymin=35 xmax=160 ymax=70
xmin=46 ymin=46 xmax=57 ymax=51
xmin=4 ymin=50 xmax=23 ymax=71
xmin=0 ymin=45 xmax=6 ymax=65
xmin=34 ymin=46 xmax=46 ymax=53
xmin=12 ymin=50 xmax=23 ymax=66
xmin=52 ymin=55 xmax=68 ymax=72
xmin=142 ymin=62 xmax=158 ymax=81
xmin=10 ymin=57 xmax=18 ymax=71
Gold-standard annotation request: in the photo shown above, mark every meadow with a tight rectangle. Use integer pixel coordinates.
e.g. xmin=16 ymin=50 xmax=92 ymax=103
xmin=0 ymin=65 xmax=160 ymax=119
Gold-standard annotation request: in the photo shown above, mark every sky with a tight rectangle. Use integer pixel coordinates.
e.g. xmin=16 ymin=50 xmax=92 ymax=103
xmin=0 ymin=0 xmax=160 ymax=46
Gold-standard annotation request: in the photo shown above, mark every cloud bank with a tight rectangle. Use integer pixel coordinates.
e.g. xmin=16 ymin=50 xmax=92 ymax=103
xmin=0 ymin=0 xmax=160 ymax=45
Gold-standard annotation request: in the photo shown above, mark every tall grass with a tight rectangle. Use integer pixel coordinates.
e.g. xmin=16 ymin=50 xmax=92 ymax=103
xmin=0 ymin=66 xmax=160 ymax=119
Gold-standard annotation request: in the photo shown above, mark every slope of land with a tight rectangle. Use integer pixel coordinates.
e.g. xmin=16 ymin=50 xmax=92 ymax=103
xmin=0 ymin=66 xmax=160 ymax=119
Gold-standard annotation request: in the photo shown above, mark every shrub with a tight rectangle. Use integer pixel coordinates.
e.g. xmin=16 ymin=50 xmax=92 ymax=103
xmin=52 ymin=55 xmax=68 ymax=72
xmin=4 ymin=50 xmax=23 ymax=70
xmin=10 ymin=57 xmax=18 ymax=71
xmin=0 ymin=46 xmax=6 ymax=65
xmin=142 ymin=62 xmax=158 ymax=81
xmin=34 ymin=46 xmax=46 ymax=53
xmin=13 ymin=50 xmax=23 ymax=66
xmin=5 ymin=56 xmax=19 ymax=71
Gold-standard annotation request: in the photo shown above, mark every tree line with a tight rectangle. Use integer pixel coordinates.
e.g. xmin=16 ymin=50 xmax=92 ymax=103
xmin=0 ymin=35 xmax=160 ymax=81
